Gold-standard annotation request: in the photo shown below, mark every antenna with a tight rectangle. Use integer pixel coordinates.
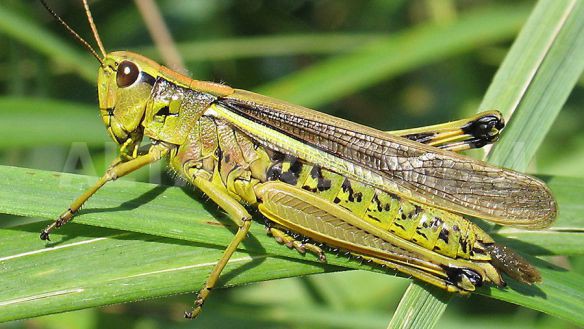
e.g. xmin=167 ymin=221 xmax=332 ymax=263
xmin=39 ymin=0 xmax=104 ymax=66
xmin=82 ymin=0 xmax=107 ymax=58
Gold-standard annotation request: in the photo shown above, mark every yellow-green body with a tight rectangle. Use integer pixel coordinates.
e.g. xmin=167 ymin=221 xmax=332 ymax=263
xmin=97 ymin=50 xmax=555 ymax=286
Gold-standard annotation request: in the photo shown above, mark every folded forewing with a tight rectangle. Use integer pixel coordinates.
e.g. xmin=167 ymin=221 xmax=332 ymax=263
xmin=215 ymin=90 xmax=557 ymax=228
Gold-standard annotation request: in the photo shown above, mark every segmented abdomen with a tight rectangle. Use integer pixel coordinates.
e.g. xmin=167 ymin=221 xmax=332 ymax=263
xmin=267 ymin=154 xmax=493 ymax=261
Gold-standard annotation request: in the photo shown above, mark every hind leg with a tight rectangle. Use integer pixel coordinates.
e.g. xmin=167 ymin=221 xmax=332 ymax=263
xmin=266 ymin=225 xmax=327 ymax=262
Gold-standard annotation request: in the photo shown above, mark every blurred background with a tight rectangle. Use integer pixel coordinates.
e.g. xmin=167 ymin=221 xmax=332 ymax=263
xmin=0 ymin=0 xmax=582 ymax=328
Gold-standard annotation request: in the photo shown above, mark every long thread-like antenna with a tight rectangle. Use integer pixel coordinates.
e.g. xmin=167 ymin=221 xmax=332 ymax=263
xmin=82 ymin=0 xmax=107 ymax=58
xmin=39 ymin=0 xmax=104 ymax=66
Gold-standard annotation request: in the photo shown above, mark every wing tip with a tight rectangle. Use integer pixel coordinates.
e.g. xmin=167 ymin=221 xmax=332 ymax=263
xmin=496 ymin=173 xmax=558 ymax=229
xmin=525 ymin=175 xmax=558 ymax=229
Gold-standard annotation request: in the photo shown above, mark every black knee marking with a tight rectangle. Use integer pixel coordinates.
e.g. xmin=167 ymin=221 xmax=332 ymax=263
xmin=40 ymin=231 xmax=50 ymax=241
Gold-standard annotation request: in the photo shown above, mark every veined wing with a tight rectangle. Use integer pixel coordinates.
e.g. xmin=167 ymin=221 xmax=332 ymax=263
xmin=213 ymin=89 xmax=557 ymax=229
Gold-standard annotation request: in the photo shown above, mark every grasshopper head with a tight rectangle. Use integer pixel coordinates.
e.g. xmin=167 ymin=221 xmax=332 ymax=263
xmin=97 ymin=51 xmax=161 ymax=145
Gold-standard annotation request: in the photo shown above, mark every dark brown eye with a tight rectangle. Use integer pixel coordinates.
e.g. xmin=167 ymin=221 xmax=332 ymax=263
xmin=116 ymin=61 xmax=140 ymax=87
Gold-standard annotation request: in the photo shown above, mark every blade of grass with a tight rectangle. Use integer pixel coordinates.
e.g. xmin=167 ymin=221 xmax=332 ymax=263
xmin=0 ymin=3 xmax=95 ymax=82
xmin=476 ymin=256 xmax=584 ymax=326
xmin=388 ymin=0 xmax=584 ymax=327
xmin=386 ymin=284 xmax=450 ymax=329
xmin=0 ymin=165 xmax=581 ymax=323
xmin=137 ymin=34 xmax=387 ymax=62
xmin=482 ymin=0 xmax=584 ymax=170
xmin=0 ymin=98 xmax=106 ymax=149
xmin=257 ymin=4 xmax=530 ymax=108
xmin=0 ymin=222 xmax=340 ymax=322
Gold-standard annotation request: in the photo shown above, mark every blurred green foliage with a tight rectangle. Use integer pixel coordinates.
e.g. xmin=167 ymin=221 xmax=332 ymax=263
xmin=0 ymin=0 xmax=582 ymax=328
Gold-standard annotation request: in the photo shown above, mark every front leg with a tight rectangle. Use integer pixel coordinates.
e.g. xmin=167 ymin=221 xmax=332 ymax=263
xmin=184 ymin=174 xmax=253 ymax=319
xmin=40 ymin=143 xmax=170 ymax=240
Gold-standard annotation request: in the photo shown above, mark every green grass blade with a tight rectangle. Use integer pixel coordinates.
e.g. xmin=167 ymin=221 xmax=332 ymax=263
xmin=0 ymin=165 xmax=581 ymax=323
xmin=0 ymin=223 xmax=338 ymax=322
xmin=476 ymin=256 xmax=584 ymax=326
xmin=388 ymin=0 xmax=584 ymax=327
xmin=0 ymin=3 xmax=95 ymax=82
xmin=0 ymin=98 xmax=106 ymax=148
xmin=257 ymin=5 xmax=529 ymax=107
xmin=481 ymin=0 xmax=584 ymax=170
xmin=386 ymin=284 xmax=451 ymax=329
xmin=137 ymin=34 xmax=387 ymax=62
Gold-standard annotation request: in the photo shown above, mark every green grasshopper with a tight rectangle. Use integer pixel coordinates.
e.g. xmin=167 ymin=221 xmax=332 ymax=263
xmin=39 ymin=0 xmax=557 ymax=319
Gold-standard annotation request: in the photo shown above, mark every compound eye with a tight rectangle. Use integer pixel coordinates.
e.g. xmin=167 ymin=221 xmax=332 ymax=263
xmin=116 ymin=61 xmax=140 ymax=87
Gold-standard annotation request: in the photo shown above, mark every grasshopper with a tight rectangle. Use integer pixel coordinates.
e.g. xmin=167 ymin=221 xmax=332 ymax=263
xmin=39 ymin=0 xmax=557 ymax=319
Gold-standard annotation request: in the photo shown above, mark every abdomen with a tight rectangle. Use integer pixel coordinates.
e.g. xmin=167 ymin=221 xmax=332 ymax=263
xmin=264 ymin=153 xmax=494 ymax=262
